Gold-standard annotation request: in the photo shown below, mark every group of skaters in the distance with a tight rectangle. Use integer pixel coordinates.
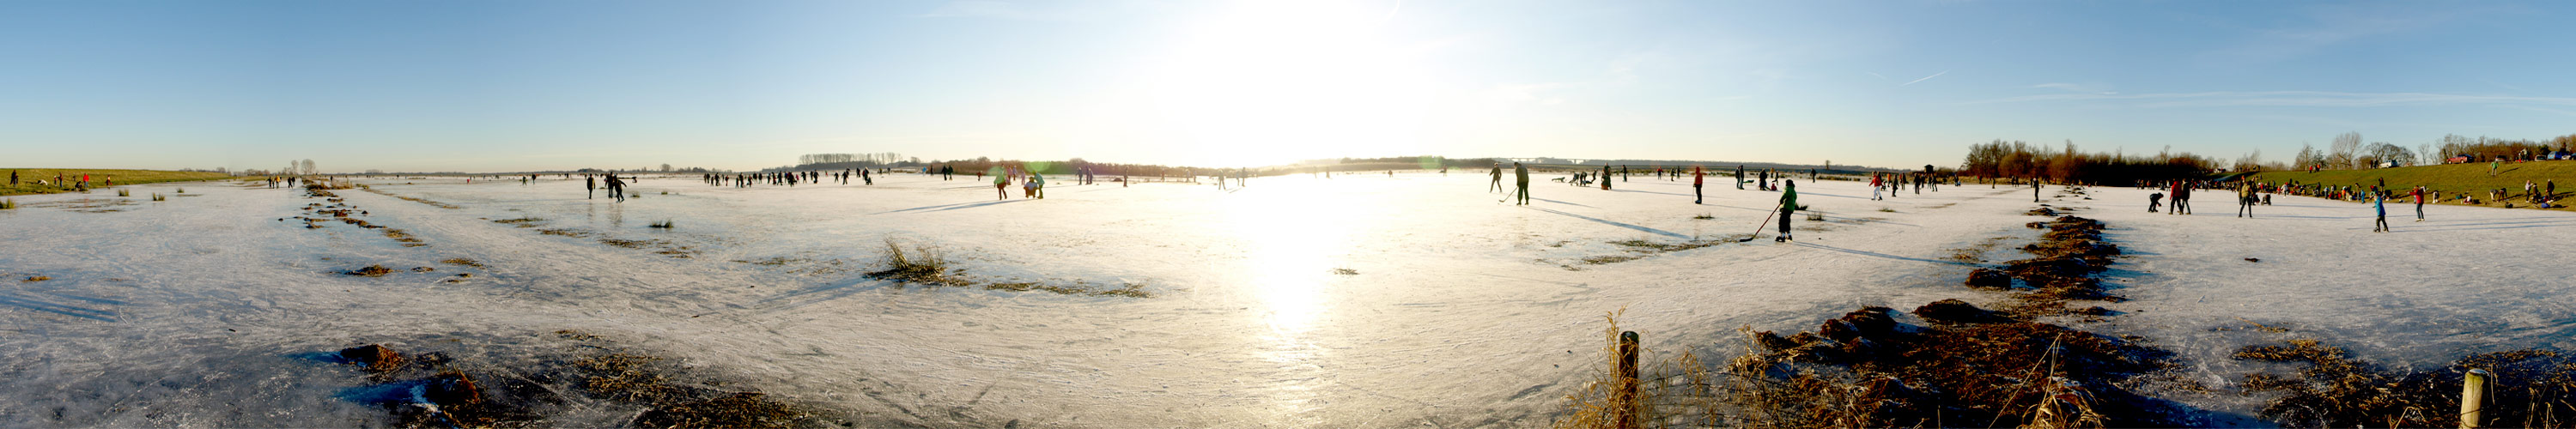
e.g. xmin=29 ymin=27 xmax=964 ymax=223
xmin=1866 ymin=171 xmax=1957 ymax=201
xmin=701 ymin=169 xmax=877 ymax=189
xmin=8 ymin=171 xmax=114 ymax=191
xmin=2133 ymin=175 xmax=2564 ymax=233
xmin=1485 ymin=161 xmax=1820 ymax=242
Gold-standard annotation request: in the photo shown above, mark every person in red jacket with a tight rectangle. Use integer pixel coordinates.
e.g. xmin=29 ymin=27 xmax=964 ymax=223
xmin=1692 ymin=166 xmax=1705 ymax=204
xmin=2412 ymin=186 xmax=2426 ymax=221
xmin=1869 ymin=173 xmax=1883 ymax=201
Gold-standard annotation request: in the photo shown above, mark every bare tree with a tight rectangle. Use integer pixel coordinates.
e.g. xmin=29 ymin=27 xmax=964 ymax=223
xmin=2233 ymin=150 xmax=2263 ymax=172
xmin=300 ymin=159 xmax=317 ymax=175
xmin=2360 ymin=142 xmax=2412 ymax=168
xmin=660 ymin=163 xmax=673 ymax=172
xmin=2328 ymin=132 xmax=2362 ymax=170
xmin=2293 ymin=143 xmax=2318 ymax=170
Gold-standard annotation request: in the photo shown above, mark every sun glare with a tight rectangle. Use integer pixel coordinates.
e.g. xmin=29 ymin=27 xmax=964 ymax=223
xmin=1150 ymin=0 xmax=1434 ymax=168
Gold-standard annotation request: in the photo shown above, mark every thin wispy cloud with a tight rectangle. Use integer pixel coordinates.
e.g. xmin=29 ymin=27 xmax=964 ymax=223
xmin=1900 ymin=70 xmax=1947 ymax=87
xmin=2030 ymin=82 xmax=2114 ymax=94
xmin=1971 ymin=91 xmax=2576 ymax=108
xmin=2196 ymin=3 xmax=2504 ymax=63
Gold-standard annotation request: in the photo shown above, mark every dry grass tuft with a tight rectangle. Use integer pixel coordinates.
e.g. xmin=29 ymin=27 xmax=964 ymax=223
xmin=1581 ymin=255 xmax=1645 ymax=264
xmin=1716 ymin=310 xmax=2171 ymax=428
xmin=866 ymin=239 xmax=966 ymax=287
xmin=346 ymin=265 xmax=394 ymax=277
xmin=2234 ymin=340 xmax=2576 ymax=427
xmin=536 ymin=228 xmax=589 ymax=238
xmin=1554 ymin=307 xmax=1637 ymax=429
xmin=984 ymin=281 xmax=1155 ymax=298
xmin=632 ymin=392 xmax=808 ymax=429
xmin=492 ymin=217 xmax=544 ymax=227
xmin=598 ymin=238 xmax=665 ymax=249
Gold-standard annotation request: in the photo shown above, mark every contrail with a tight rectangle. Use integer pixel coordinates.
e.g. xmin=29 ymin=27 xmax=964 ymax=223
xmin=1902 ymin=70 xmax=1948 ymax=86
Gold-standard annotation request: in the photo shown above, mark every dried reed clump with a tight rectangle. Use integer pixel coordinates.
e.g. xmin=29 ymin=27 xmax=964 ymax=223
xmin=648 ymin=220 xmax=674 ymax=229
xmin=866 ymin=239 xmax=965 ymax=287
xmin=2235 ymin=340 xmax=2576 ymax=427
xmin=1553 ymin=307 xmax=1637 ymax=429
xmin=344 ymin=265 xmax=394 ymax=276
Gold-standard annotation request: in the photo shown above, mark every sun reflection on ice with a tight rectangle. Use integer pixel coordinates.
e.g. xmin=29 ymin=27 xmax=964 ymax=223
xmin=1225 ymin=178 xmax=1352 ymax=421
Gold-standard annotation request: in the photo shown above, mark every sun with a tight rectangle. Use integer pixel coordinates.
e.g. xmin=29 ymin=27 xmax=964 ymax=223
xmin=1147 ymin=0 xmax=1433 ymax=168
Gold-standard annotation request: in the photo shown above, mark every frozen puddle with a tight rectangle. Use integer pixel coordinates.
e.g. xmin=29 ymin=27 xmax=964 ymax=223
xmin=1 ymin=174 xmax=2571 ymax=426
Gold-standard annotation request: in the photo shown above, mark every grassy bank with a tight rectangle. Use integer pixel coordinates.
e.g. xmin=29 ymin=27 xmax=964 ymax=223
xmin=2251 ymin=160 xmax=2576 ymax=210
xmin=0 ymin=169 xmax=233 ymax=196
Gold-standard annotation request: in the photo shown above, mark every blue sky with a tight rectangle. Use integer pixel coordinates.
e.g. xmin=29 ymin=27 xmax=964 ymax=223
xmin=3 ymin=0 xmax=2572 ymax=172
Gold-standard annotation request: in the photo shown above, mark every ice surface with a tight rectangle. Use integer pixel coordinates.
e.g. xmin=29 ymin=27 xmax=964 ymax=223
xmin=0 ymin=173 xmax=2568 ymax=426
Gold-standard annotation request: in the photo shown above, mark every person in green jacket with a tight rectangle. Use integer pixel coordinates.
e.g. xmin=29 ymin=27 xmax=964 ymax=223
xmin=1775 ymin=179 xmax=1799 ymax=242
xmin=1513 ymin=162 xmax=1531 ymax=205
xmin=1030 ymin=172 xmax=1045 ymax=199
xmin=991 ymin=166 xmax=1010 ymax=200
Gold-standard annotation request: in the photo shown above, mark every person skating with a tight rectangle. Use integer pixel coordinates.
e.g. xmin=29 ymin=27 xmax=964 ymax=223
xmin=586 ymin=175 xmax=597 ymax=199
xmin=1513 ymin=162 xmax=1531 ymax=205
xmin=2148 ymin=191 xmax=2163 ymax=213
xmin=2034 ymin=179 xmax=2043 ymax=202
xmin=605 ymin=174 xmax=627 ymax=202
xmin=1734 ymin=166 xmax=1745 ymax=190
xmin=2236 ymin=181 xmax=2255 ymax=218
xmin=2372 ymin=192 xmax=2390 ymax=233
xmin=1869 ymin=173 xmax=1882 ymax=201
xmin=2178 ymin=181 xmax=2193 ymax=214
xmin=991 ymin=166 xmax=1009 ymax=200
xmin=1692 ymin=166 xmax=1704 ymax=204
xmin=1774 ymin=179 xmax=1800 ymax=242
xmin=2412 ymin=186 xmax=2426 ymax=221
xmin=1489 ymin=162 xmax=1504 ymax=192
xmin=1599 ymin=165 xmax=1611 ymax=190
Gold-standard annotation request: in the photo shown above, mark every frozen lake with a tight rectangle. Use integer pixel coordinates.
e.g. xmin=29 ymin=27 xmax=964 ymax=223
xmin=1 ymin=171 xmax=2570 ymax=426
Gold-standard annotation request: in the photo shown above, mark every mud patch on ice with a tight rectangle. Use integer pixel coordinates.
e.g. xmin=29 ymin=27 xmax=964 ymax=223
xmin=25 ymin=197 xmax=139 ymax=213
xmin=864 ymin=239 xmax=1156 ymax=298
xmin=1710 ymin=304 xmax=2188 ymax=427
xmin=2232 ymin=338 xmax=2576 ymax=427
xmin=310 ymin=330 xmax=846 ymax=427
xmin=1575 ymin=214 xmax=2194 ymax=426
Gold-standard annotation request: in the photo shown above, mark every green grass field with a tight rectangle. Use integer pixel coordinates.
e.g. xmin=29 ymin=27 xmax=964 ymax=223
xmin=2251 ymin=160 xmax=2576 ymax=210
xmin=0 ymin=168 xmax=234 ymax=196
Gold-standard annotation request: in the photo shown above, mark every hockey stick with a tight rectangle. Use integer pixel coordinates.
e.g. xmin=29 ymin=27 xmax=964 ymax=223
xmin=1737 ymin=204 xmax=1783 ymax=242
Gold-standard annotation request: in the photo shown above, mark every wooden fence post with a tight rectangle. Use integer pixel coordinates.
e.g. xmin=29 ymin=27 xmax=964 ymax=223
xmin=1616 ymin=330 xmax=1640 ymax=429
xmin=2462 ymin=368 xmax=2490 ymax=428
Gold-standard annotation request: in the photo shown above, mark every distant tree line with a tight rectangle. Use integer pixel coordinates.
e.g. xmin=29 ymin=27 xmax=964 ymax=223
xmin=1959 ymin=140 xmax=2219 ymax=184
xmin=2288 ymin=131 xmax=2574 ymax=170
